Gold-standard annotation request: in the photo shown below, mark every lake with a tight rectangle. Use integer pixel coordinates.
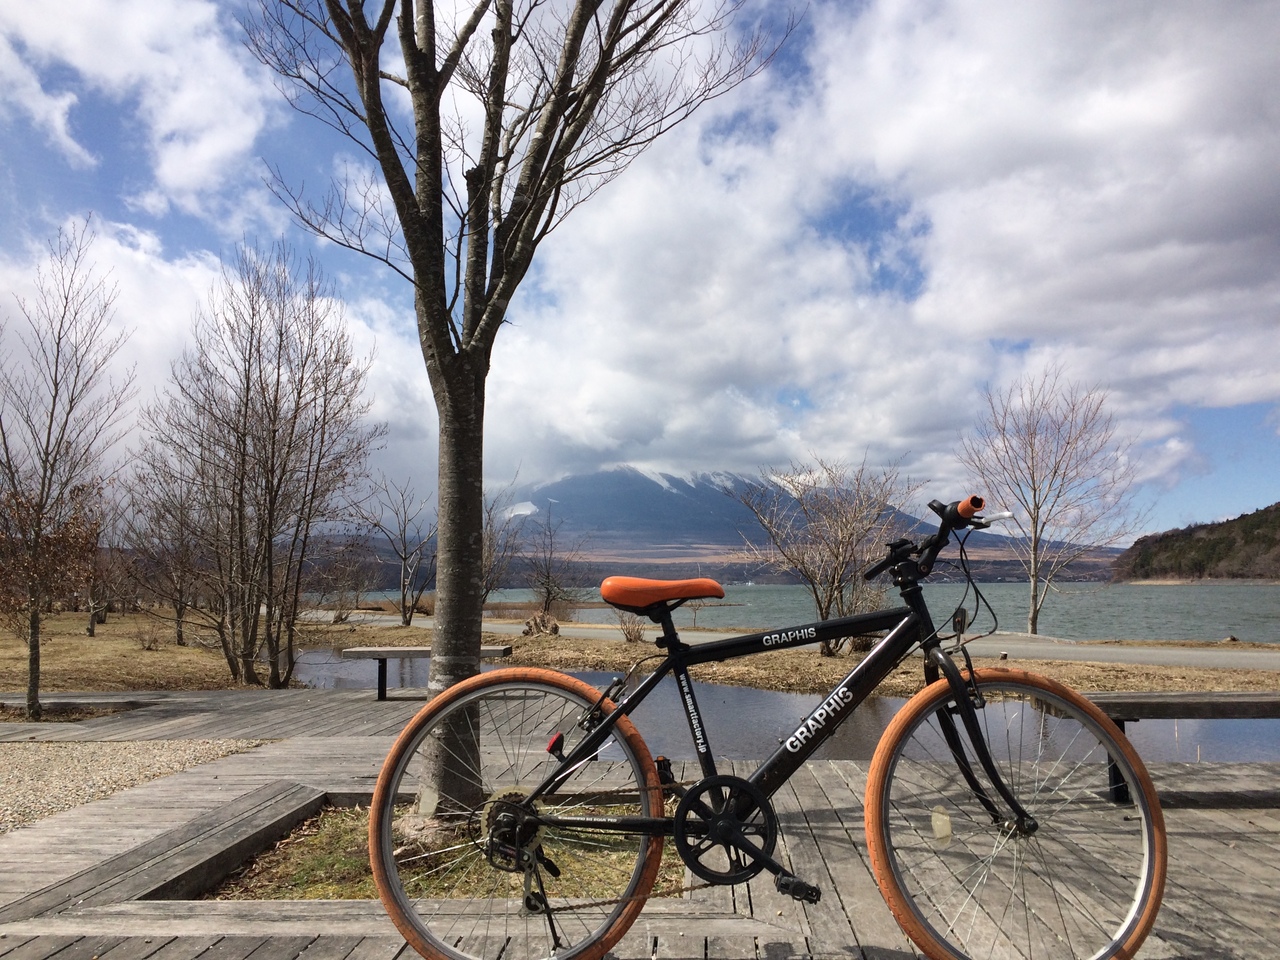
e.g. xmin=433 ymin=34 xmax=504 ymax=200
xmin=489 ymin=580 xmax=1280 ymax=643
xmin=292 ymin=655 xmax=1280 ymax=764
xmin=304 ymin=577 xmax=1280 ymax=762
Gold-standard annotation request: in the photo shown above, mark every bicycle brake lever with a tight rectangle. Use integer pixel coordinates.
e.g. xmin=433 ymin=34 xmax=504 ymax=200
xmin=970 ymin=511 xmax=1014 ymax=530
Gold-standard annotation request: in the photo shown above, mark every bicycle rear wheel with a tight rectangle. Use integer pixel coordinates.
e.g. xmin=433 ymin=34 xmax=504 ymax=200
xmin=370 ymin=668 xmax=664 ymax=960
xmin=865 ymin=668 xmax=1166 ymax=960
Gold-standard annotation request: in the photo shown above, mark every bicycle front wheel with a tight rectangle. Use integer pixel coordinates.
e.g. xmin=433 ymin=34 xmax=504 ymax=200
xmin=370 ymin=668 xmax=664 ymax=960
xmin=865 ymin=668 xmax=1166 ymax=960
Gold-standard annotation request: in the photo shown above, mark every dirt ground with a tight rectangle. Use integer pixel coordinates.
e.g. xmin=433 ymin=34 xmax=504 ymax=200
xmin=3 ymin=610 xmax=1279 ymax=699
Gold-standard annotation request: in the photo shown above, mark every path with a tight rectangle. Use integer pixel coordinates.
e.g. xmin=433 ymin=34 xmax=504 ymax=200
xmin=328 ymin=609 xmax=1280 ymax=670
xmin=0 ymin=690 xmax=1277 ymax=958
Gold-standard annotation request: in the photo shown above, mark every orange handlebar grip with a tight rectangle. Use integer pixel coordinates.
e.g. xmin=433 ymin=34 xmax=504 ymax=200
xmin=957 ymin=495 xmax=985 ymax=519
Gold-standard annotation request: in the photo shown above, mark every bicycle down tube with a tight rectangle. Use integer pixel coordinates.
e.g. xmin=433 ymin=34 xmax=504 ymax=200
xmin=527 ymin=605 xmax=924 ymax=809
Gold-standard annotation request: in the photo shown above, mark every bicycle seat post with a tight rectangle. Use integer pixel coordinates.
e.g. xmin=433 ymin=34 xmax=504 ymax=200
xmin=652 ymin=606 xmax=682 ymax=650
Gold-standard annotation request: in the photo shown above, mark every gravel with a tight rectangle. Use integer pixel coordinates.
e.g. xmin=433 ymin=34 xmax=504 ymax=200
xmin=0 ymin=739 xmax=264 ymax=834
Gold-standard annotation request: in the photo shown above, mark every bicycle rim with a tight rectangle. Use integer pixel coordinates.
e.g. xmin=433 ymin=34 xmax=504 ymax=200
xmin=866 ymin=668 xmax=1166 ymax=960
xmin=370 ymin=669 xmax=664 ymax=960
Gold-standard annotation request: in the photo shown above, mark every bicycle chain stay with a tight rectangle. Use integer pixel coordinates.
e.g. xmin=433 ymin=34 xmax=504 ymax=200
xmin=510 ymin=771 xmax=721 ymax=914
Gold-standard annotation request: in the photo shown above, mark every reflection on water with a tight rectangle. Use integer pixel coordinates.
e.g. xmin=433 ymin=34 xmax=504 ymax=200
xmin=293 ymin=649 xmax=1280 ymax=763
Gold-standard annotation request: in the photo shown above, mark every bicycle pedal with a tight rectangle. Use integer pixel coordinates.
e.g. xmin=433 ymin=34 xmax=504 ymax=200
xmin=775 ymin=873 xmax=821 ymax=904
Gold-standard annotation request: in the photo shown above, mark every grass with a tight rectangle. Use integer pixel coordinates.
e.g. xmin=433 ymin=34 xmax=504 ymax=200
xmin=209 ymin=803 xmax=687 ymax=901
xmin=0 ymin=612 xmax=241 ymax=693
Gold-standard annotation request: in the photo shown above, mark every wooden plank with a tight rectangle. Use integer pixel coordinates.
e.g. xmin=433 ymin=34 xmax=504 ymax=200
xmin=0 ymin=938 xmax=81 ymax=960
xmin=96 ymin=939 xmax=179 ymax=960
xmin=340 ymin=645 xmax=511 ymax=659
xmin=1085 ymin=691 xmax=1280 ymax=721
xmin=798 ymin=762 xmax=921 ymax=960
xmin=332 ymin=942 xmax=408 ymax=960
xmin=243 ymin=936 xmax=316 ymax=960
xmin=40 ymin=937 xmax=125 ymax=960
xmin=189 ymin=938 xmax=268 ymax=960
xmin=766 ymin=773 xmax=856 ymax=957
xmin=0 ymin=782 xmax=325 ymax=922
xmin=0 ymin=939 xmax=36 ymax=960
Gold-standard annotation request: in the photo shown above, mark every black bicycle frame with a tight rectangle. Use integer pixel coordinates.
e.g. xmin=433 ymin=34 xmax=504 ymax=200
xmin=528 ymin=604 xmax=927 ymax=813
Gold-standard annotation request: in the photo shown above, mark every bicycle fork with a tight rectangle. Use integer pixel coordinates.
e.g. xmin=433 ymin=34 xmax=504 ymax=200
xmin=926 ymin=646 xmax=1039 ymax=836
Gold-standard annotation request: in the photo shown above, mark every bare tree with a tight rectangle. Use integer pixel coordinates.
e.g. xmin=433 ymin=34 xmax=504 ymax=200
xmin=83 ymin=484 xmax=133 ymax=635
xmin=318 ymin=530 xmax=383 ymax=623
xmin=361 ymin=472 xmax=437 ymax=626
xmin=0 ymin=221 xmax=134 ymax=718
xmin=136 ymin=241 xmax=384 ymax=686
xmin=480 ymin=480 xmax=526 ymax=604
xmin=524 ymin=502 xmax=589 ymax=633
xmin=123 ymin=456 xmax=208 ymax=646
xmin=244 ymin=0 xmax=780 ymax=697
xmin=737 ymin=457 xmax=920 ymax=656
xmin=959 ymin=367 xmax=1144 ymax=635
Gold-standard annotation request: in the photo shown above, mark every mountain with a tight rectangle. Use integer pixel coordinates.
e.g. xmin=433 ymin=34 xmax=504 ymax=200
xmin=511 ymin=467 xmax=757 ymax=564
xmin=508 ymin=467 xmax=1108 ymax=582
xmin=1113 ymin=502 xmax=1280 ymax=580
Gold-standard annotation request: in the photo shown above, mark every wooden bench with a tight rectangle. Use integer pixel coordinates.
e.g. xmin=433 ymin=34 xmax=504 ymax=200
xmin=340 ymin=644 xmax=513 ymax=700
xmin=1085 ymin=691 xmax=1280 ymax=801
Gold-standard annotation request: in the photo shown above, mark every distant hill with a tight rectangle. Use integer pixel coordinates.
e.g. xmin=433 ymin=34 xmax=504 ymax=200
xmin=507 ymin=467 xmax=1112 ymax=582
xmin=1113 ymin=502 xmax=1280 ymax=580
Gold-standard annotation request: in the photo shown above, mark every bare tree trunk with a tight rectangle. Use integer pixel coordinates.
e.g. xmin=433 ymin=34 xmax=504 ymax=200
xmin=26 ymin=604 xmax=41 ymax=721
xmin=428 ymin=404 xmax=485 ymax=698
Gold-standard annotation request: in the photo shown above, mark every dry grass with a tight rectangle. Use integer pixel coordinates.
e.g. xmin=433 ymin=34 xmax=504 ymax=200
xmin=493 ymin=632 xmax=1280 ymax=697
xmin=6 ymin=609 xmax=1277 ymax=700
xmin=210 ymin=802 xmax=686 ymax=902
xmin=0 ymin=613 xmax=242 ymax=693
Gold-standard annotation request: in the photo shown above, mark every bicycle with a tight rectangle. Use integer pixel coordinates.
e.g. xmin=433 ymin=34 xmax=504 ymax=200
xmin=369 ymin=496 xmax=1167 ymax=960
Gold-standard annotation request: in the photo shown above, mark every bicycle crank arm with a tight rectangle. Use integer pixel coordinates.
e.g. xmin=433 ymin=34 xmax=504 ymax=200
xmin=716 ymin=827 xmax=823 ymax=903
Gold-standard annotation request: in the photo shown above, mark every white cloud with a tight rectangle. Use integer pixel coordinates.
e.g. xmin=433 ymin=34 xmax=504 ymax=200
xmin=3 ymin=0 xmax=1277 ymax=528
xmin=0 ymin=0 xmax=275 ymax=216
xmin=0 ymin=37 xmax=97 ymax=167
xmin=476 ymin=0 xmax=1280 ymax=506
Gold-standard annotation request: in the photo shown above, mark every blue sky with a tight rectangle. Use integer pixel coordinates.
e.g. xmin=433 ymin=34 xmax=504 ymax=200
xmin=1 ymin=0 xmax=1279 ymax=539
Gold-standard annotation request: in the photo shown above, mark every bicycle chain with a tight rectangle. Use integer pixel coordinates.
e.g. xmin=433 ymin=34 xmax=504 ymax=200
xmin=529 ymin=775 xmax=719 ymax=914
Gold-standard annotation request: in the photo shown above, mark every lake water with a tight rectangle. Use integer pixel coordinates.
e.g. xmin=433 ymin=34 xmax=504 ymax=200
xmin=301 ymin=578 xmax=1280 ymax=761
xmin=293 ymin=655 xmax=1280 ymax=764
xmin=490 ymin=580 xmax=1280 ymax=643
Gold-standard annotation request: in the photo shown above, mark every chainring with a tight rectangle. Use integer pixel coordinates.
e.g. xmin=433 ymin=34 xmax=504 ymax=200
xmin=673 ymin=774 xmax=778 ymax=884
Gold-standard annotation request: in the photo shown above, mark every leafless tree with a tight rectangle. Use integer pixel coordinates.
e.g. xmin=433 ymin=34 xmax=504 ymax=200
xmin=83 ymin=484 xmax=133 ymax=635
xmin=525 ymin=502 xmax=589 ymax=624
xmin=481 ymin=480 xmax=526 ymax=604
xmin=244 ymin=0 xmax=782 ymax=700
xmin=959 ymin=366 xmax=1144 ymax=634
xmin=361 ymin=472 xmax=437 ymax=626
xmin=737 ymin=457 xmax=921 ymax=656
xmin=0 ymin=221 xmax=134 ymax=718
xmin=318 ymin=530 xmax=383 ymax=623
xmin=136 ymin=241 xmax=384 ymax=686
xmin=122 ymin=456 xmax=208 ymax=646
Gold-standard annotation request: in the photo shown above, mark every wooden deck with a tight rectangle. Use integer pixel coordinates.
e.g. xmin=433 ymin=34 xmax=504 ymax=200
xmin=1 ymin=689 xmax=1279 ymax=958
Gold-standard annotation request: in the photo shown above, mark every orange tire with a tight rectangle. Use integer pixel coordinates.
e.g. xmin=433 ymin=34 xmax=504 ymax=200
xmin=370 ymin=667 xmax=664 ymax=960
xmin=865 ymin=668 xmax=1166 ymax=960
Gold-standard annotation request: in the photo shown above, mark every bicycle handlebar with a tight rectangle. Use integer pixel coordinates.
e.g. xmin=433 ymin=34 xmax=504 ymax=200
xmin=863 ymin=496 xmax=988 ymax=582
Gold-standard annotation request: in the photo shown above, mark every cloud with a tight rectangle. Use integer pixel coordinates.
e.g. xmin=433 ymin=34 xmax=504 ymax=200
xmin=0 ymin=37 xmax=97 ymax=167
xmin=476 ymin=0 xmax=1280 ymax=503
xmin=0 ymin=0 xmax=275 ymax=216
xmin=3 ymin=0 xmax=1276 ymax=527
